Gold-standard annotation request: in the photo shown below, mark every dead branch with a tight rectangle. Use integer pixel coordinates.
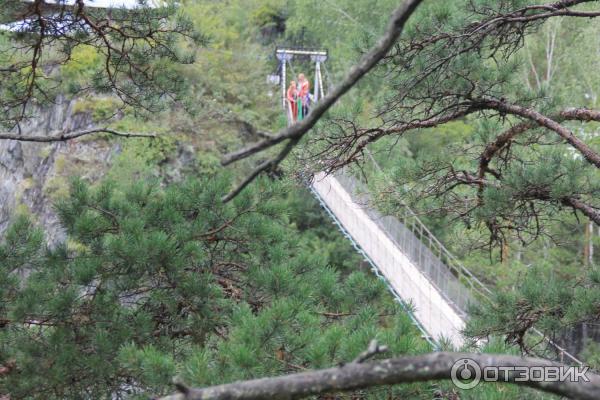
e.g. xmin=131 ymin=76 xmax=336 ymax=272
xmin=158 ymin=352 xmax=600 ymax=400
xmin=0 ymin=128 xmax=155 ymax=142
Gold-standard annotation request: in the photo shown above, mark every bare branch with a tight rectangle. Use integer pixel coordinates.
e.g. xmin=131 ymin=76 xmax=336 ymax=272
xmin=562 ymin=197 xmax=600 ymax=225
xmin=478 ymin=107 xmax=600 ymax=183
xmin=321 ymin=102 xmax=600 ymax=174
xmin=0 ymin=128 xmax=155 ymax=142
xmin=352 ymin=339 xmax=389 ymax=364
xmin=159 ymin=352 xmax=600 ymax=400
xmin=222 ymin=137 xmax=299 ymax=202
xmin=478 ymin=98 xmax=600 ymax=168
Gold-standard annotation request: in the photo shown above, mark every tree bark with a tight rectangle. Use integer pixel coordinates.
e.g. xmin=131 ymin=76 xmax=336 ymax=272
xmin=159 ymin=352 xmax=600 ymax=400
xmin=480 ymin=99 xmax=600 ymax=168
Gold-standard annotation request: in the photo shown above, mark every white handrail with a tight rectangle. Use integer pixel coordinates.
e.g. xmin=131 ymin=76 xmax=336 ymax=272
xmin=359 ymin=149 xmax=583 ymax=365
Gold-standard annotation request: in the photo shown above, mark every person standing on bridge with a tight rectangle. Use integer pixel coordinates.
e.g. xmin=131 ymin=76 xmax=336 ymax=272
xmin=297 ymin=73 xmax=310 ymax=120
xmin=287 ymin=80 xmax=298 ymax=123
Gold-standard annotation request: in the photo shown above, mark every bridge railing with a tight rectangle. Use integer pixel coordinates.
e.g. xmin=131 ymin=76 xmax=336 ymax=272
xmin=333 ymin=171 xmax=485 ymax=317
xmin=331 ymin=162 xmax=583 ymax=366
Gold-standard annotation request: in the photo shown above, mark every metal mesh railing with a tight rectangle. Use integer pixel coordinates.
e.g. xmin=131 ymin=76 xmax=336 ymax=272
xmin=332 ymin=171 xmax=488 ymax=317
xmin=328 ymin=163 xmax=583 ymax=365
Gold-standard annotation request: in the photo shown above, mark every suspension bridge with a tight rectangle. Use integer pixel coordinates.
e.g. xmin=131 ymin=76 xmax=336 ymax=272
xmin=275 ymin=47 xmax=582 ymax=362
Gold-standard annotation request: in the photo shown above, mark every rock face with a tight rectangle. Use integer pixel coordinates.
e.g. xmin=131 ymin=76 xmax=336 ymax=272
xmin=0 ymin=97 xmax=117 ymax=245
xmin=0 ymin=97 xmax=200 ymax=246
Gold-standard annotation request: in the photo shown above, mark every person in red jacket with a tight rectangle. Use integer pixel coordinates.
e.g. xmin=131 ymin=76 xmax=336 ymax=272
xmin=287 ymin=80 xmax=298 ymax=123
xmin=297 ymin=73 xmax=310 ymax=119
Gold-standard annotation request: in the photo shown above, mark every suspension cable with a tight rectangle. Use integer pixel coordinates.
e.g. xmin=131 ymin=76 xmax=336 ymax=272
xmin=287 ymin=58 xmax=298 ymax=82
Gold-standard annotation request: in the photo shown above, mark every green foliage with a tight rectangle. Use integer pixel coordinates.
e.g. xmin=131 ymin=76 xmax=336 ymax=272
xmin=123 ymin=135 xmax=178 ymax=165
xmin=465 ymin=262 xmax=600 ymax=358
xmin=0 ymin=174 xmax=430 ymax=399
xmin=72 ymin=97 xmax=121 ymax=123
xmin=4 ymin=1 xmax=600 ymax=398
xmin=251 ymin=1 xmax=287 ymax=32
xmin=60 ymin=45 xmax=103 ymax=95
xmin=579 ymin=339 xmax=600 ymax=370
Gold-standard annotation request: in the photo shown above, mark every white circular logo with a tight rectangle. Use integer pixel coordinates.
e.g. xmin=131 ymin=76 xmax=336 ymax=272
xmin=451 ymin=358 xmax=482 ymax=390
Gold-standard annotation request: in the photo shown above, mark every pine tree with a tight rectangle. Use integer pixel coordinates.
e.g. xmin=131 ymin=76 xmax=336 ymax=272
xmin=0 ymin=174 xmax=431 ymax=399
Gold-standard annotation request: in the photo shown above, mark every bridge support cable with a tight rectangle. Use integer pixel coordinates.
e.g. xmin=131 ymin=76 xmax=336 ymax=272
xmin=313 ymin=60 xmax=321 ymax=103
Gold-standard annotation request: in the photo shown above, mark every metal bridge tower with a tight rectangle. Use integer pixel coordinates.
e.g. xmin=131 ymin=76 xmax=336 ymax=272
xmin=275 ymin=47 xmax=328 ymax=123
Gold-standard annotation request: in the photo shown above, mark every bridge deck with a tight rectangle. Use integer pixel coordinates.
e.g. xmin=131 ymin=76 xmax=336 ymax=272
xmin=312 ymin=172 xmax=466 ymax=347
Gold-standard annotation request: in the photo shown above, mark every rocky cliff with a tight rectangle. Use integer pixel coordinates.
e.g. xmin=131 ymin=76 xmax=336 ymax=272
xmin=0 ymin=97 xmax=120 ymax=245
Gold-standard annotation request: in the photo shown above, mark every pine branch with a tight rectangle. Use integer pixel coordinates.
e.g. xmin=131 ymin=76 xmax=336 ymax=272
xmin=1 ymin=0 xmax=198 ymax=126
xmin=562 ymin=197 xmax=600 ymax=226
xmin=478 ymin=107 xmax=600 ymax=189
